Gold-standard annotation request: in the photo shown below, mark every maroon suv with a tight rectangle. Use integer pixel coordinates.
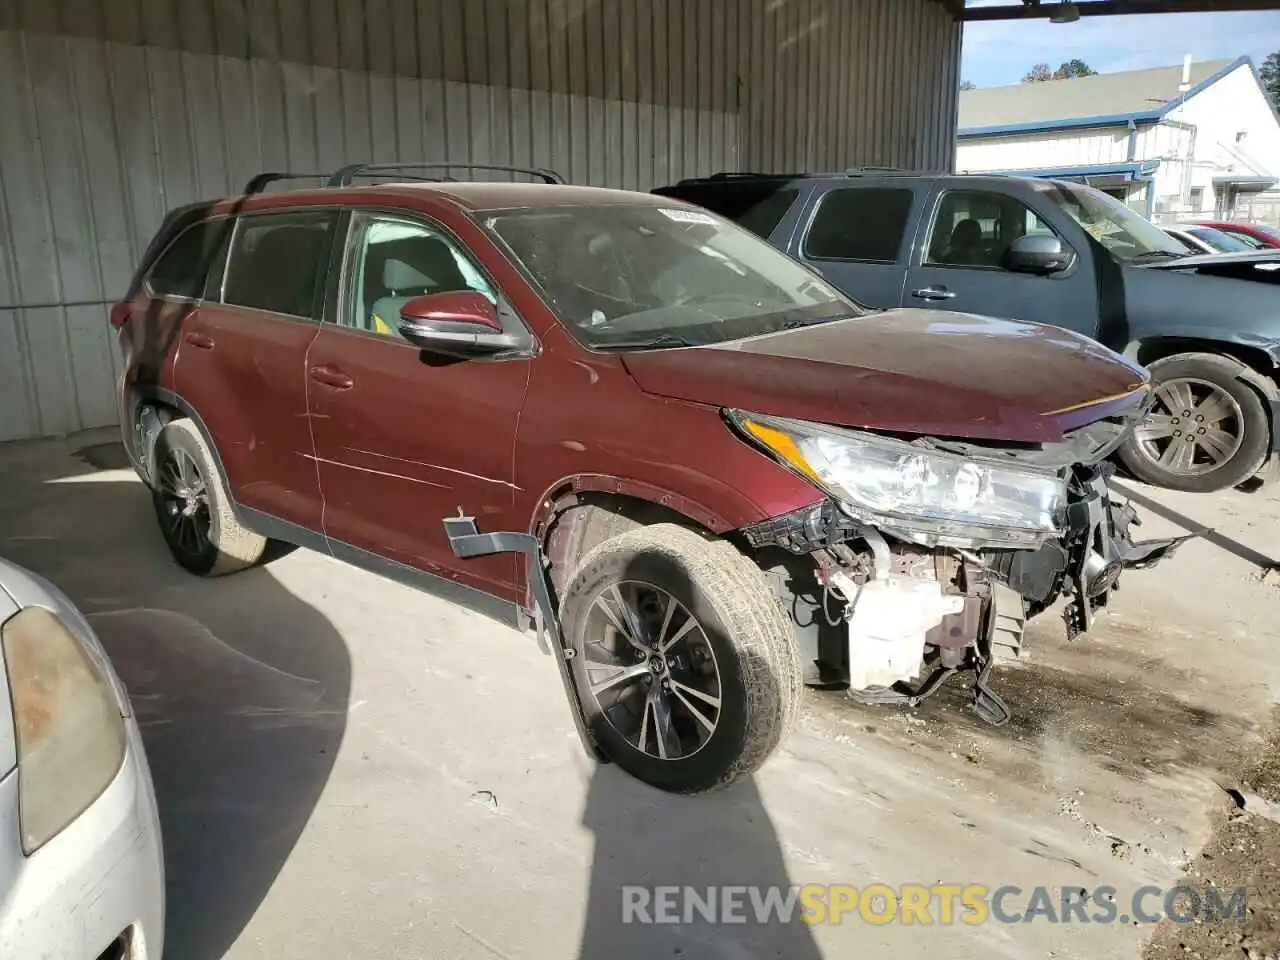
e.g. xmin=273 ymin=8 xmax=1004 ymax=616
xmin=113 ymin=163 xmax=1183 ymax=794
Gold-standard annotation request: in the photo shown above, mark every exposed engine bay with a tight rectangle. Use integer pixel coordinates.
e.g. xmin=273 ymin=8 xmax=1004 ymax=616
xmin=740 ymin=442 xmax=1193 ymax=726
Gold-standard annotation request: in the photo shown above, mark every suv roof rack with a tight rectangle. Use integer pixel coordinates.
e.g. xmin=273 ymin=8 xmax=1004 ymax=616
xmin=242 ymin=171 xmax=331 ymax=195
xmin=327 ymin=162 xmax=564 ymax=187
xmin=703 ymin=171 xmax=808 ymax=181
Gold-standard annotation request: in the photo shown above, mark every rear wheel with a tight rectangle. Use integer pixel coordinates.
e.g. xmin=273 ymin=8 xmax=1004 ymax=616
xmin=560 ymin=524 xmax=802 ymax=794
xmin=150 ymin=419 xmax=269 ymax=576
xmin=1119 ymin=353 xmax=1271 ymax=493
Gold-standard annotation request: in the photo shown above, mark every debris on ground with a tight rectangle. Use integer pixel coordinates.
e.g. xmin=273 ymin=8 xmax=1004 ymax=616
xmin=1144 ymin=712 xmax=1280 ymax=960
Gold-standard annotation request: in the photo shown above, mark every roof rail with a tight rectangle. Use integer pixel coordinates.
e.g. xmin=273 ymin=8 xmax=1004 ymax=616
xmin=703 ymin=171 xmax=807 ymax=181
xmin=242 ymin=172 xmax=331 ymax=195
xmin=327 ymin=162 xmax=564 ymax=187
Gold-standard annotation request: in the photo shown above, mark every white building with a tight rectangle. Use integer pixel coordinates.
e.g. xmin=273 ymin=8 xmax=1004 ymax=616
xmin=956 ymin=57 xmax=1280 ymax=224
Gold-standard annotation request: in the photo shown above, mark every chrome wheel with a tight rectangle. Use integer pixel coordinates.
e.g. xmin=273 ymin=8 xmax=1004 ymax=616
xmin=582 ymin=581 xmax=721 ymax=761
xmin=1133 ymin=377 xmax=1244 ymax=477
xmin=158 ymin=447 xmax=211 ymax=557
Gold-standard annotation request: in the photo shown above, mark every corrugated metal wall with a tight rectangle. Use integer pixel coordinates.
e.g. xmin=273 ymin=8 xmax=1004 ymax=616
xmin=0 ymin=0 xmax=959 ymax=442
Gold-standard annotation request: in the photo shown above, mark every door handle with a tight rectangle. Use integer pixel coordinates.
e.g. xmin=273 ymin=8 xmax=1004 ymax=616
xmin=184 ymin=331 xmax=215 ymax=349
xmin=911 ymin=286 xmax=957 ymax=301
xmin=309 ymin=365 xmax=354 ymax=390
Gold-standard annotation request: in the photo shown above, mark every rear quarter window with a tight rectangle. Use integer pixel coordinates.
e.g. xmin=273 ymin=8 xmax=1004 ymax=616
xmin=653 ymin=182 xmax=799 ymax=239
xmin=145 ymin=218 xmax=234 ymax=299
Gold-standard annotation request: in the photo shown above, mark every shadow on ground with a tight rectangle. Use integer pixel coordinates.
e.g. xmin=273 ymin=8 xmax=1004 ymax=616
xmin=0 ymin=436 xmax=351 ymax=960
xmin=576 ymin=533 xmax=823 ymax=958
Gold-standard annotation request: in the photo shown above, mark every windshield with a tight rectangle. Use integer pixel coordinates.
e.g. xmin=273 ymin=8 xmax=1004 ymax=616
xmin=1186 ymin=226 xmax=1253 ymax=253
xmin=1035 ymin=182 xmax=1187 ymax=262
xmin=484 ymin=203 xmax=860 ymax=349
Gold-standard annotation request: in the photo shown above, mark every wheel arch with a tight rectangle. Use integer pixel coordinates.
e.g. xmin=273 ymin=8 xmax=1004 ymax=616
xmin=130 ymin=387 xmax=241 ymax=515
xmin=530 ymin=477 xmax=739 ymax=599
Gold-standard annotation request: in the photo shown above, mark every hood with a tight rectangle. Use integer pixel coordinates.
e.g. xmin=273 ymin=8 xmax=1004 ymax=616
xmin=620 ymin=309 xmax=1149 ymax=444
xmin=1138 ymin=249 xmax=1280 ymax=284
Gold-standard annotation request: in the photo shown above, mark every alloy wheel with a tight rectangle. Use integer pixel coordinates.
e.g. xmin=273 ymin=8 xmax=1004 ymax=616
xmin=1132 ymin=377 xmax=1244 ymax=477
xmin=158 ymin=447 xmax=212 ymax=557
xmin=582 ymin=581 xmax=722 ymax=761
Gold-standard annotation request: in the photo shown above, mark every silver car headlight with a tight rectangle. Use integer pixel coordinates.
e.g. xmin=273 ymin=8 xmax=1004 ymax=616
xmin=2 ymin=606 xmax=127 ymax=854
xmin=730 ymin=411 xmax=1067 ymax=549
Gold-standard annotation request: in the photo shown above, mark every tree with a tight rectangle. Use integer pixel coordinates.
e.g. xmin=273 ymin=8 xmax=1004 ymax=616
xmin=1261 ymin=52 xmax=1280 ymax=111
xmin=1055 ymin=58 xmax=1097 ymax=79
xmin=1022 ymin=59 xmax=1098 ymax=83
xmin=959 ymin=80 xmax=976 ymax=91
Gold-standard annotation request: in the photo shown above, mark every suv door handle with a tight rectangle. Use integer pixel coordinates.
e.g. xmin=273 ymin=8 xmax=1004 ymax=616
xmin=911 ymin=286 xmax=957 ymax=301
xmin=184 ymin=332 xmax=215 ymax=349
xmin=309 ymin=365 xmax=354 ymax=390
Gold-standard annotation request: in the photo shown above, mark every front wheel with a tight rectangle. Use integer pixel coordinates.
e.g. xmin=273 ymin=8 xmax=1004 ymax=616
xmin=560 ymin=524 xmax=802 ymax=794
xmin=1118 ymin=353 xmax=1271 ymax=493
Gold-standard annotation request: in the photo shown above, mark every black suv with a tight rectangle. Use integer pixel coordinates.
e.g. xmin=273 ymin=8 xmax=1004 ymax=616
xmin=655 ymin=171 xmax=1280 ymax=494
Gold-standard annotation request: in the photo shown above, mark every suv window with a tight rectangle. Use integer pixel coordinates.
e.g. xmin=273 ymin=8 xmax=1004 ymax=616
xmin=803 ymin=187 xmax=914 ymax=262
xmin=222 ymin=210 xmax=337 ymax=319
xmin=653 ymin=183 xmax=799 ymax=239
xmin=146 ymin=218 xmax=233 ymax=299
xmin=925 ymin=190 xmax=1059 ymax=269
xmin=344 ymin=213 xmax=497 ymax=336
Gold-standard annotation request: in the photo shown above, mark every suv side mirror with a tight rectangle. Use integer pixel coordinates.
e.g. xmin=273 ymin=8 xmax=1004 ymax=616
xmin=398 ymin=291 xmax=521 ymax=356
xmin=1004 ymin=234 xmax=1075 ymax=275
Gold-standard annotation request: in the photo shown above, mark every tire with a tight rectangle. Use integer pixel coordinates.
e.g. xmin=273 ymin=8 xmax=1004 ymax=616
xmin=1118 ymin=353 xmax=1271 ymax=493
xmin=560 ymin=523 xmax=802 ymax=794
xmin=149 ymin=419 xmax=268 ymax=576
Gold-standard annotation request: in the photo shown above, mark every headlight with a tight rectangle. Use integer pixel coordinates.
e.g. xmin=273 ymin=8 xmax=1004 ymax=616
xmin=2 ymin=606 xmax=127 ymax=854
xmin=730 ymin=411 xmax=1066 ymax=549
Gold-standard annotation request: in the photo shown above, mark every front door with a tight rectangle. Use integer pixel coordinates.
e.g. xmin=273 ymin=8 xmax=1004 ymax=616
xmin=173 ymin=208 xmax=337 ymax=530
xmin=306 ymin=210 xmax=533 ymax=602
xmin=901 ymin=187 xmax=1097 ymax=336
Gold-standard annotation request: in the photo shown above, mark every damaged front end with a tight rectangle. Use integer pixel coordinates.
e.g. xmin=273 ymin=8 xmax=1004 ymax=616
xmin=732 ymin=406 xmax=1193 ymax=725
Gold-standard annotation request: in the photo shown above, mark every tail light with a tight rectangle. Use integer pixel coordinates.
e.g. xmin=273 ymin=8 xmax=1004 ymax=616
xmin=109 ymin=302 xmax=132 ymax=329
xmin=2 ymin=606 xmax=127 ymax=854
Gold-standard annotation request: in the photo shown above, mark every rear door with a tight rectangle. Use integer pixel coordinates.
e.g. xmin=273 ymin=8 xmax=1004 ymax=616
xmin=173 ymin=208 xmax=336 ymax=531
xmin=901 ymin=185 xmax=1098 ymax=335
xmin=305 ymin=208 xmax=533 ymax=602
xmin=793 ymin=183 xmax=921 ymax=308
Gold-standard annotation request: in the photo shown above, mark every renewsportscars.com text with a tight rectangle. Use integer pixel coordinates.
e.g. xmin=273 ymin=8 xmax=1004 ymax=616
xmin=621 ymin=884 xmax=1247 ymax=926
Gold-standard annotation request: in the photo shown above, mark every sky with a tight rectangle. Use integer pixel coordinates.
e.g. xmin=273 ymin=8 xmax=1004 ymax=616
xmin=960 ymin=4 xmax=1280 ymax=88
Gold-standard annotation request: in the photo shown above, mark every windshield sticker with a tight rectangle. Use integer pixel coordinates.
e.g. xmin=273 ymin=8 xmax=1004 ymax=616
xmin=659 ymin=208 xmax=719 ymax=225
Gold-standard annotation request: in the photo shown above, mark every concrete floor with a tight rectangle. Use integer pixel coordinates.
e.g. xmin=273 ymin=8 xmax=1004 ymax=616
xmin=0 ymin=428 xmax=1277 ymax=960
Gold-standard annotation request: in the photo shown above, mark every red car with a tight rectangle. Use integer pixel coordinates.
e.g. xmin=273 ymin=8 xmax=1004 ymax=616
xmin=112 ymin=163 xmax=1182 ymax=793
xmin=1194 ymin=220 xmax=1280 ymax=250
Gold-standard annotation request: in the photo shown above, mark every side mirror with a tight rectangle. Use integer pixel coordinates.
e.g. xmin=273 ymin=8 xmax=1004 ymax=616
xmin=1004 ymin=234 xmax=1075 ymax=275
xmin=398 ymin=291 xmax=520 ymax=357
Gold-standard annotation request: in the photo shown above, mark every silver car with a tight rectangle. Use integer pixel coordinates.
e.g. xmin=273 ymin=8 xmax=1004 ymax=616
xmin=0 ymin=558 xmax=164 ymax=959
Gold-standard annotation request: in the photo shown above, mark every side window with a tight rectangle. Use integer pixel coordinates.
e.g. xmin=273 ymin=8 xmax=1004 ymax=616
xmin=222 ymin=210 xmax=337 ymax=319
xmin=146 ymin=219 xmax=233 ymax=299
xmin=803 ymin=187 xmax=914 ymax=262
xmin=655 ymin=184 xmax=799 ymax=239
xmin=925 ymin=190 xmax=1059 ymax=269
xmin=343 ymin=213 xmax=497 ymax=337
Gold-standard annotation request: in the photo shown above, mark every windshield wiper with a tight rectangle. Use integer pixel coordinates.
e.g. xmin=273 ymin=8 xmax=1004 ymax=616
xmin=595 ymin=333 xmax=695 ymax=351
xmin=1130 ymin=250 xmax=1186 ymax=263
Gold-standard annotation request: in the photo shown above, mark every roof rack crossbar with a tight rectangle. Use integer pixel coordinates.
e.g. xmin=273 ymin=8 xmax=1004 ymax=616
xmin=242 ymin=172 xmax=330 ymax=195
xmin=328 ymin=162 xmax=564 ymax=187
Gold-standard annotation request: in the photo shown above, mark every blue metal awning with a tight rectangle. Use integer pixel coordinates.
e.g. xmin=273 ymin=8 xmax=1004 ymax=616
xmin=977 ymin=161 xmax=1161 ymax=181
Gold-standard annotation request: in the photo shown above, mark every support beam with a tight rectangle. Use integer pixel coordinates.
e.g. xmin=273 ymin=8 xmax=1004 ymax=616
xmin=950 ymin=0 xmax=1280 ymax=20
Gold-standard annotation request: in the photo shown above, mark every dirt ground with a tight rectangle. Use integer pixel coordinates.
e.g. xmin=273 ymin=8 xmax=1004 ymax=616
xmin=1 ymin=429 xmax=1277 ymax=959
xmin=1144 ymin=714 xmax=1280 ymax=960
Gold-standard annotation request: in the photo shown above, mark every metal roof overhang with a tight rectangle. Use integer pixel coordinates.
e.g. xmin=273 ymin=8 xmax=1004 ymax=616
xmin=937 ymin=0 xmax=1280 ymax=20
xmin=1212 ymin=174 xmax=1279 ymax=193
